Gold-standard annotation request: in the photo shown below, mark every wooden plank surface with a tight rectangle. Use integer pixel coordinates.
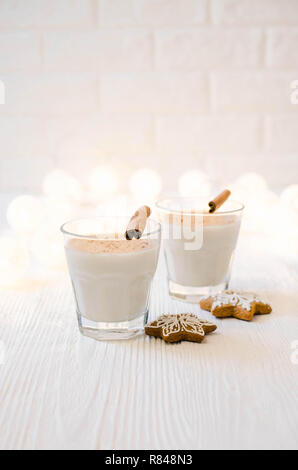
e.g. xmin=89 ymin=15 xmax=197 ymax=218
xmin=0 ymin=234 xmax=297 ymax=450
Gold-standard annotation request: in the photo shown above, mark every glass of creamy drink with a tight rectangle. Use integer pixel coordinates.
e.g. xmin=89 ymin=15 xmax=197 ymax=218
xmin=61 ymin=217 xmax=161 ymax=340
xmin=156 ymin=198 xmax=244 ymax=302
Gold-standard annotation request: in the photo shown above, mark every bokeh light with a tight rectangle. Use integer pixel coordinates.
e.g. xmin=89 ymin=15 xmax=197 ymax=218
xmin=43 ymin=169 xmax=82 ymax=204
xmin=44 ymin=198 xmax=75 ymax=229
xmin=96 ymin=194 xmax=130 ymax=216
xmin=280 ymin=184 xmax=298 ymax=212
xmin=130 ymin=169 xmax=162 ymax=200
xmin=31 ymin=226 xmax=66 ymax=270
xmin=232 ymin=172 xmax=268 ymax=204
xmin=178 ymin=170 xmax=211 ymax=198
xmin=7 ymin=195 xmax=44 ymax=234
xmin=89 ymin=167 xmax=118 ymax=198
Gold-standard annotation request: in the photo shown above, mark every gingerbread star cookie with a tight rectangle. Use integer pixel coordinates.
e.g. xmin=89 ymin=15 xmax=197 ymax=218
xmin=200 ymin=290 xmax=272 ymax=321
xmin=145 ymin=314 xmax=217 ymax=343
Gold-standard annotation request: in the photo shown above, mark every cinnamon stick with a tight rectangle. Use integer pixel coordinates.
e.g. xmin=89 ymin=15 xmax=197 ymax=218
xmin=208 ymin=189 xmax=231 ymax=213
xmin=125 ymin=206 xmax=151 ymax=240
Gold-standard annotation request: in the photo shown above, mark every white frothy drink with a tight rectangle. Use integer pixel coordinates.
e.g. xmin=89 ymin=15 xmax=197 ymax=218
xmin=65 ymin=237 xmax=160 ymax=323
xmin=163 ymin=215 xmax=241 ymax=287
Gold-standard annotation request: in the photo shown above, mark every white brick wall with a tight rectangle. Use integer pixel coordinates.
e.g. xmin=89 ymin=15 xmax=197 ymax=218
xmin=47 ymin=114 xmax=154 ymax=157
xmin=0 ymin=0 xmax=95 ymax=29
xmin=157 ymin=115 xmax=262 ymax=153
xmin=0 ymin=116 xmax=45 ymax=158
xmin=0 ymin=73 xmax=99 ymax=115
xmin=0 ymin=0 xmax=297 ymax=194
xmin=211 ymin=0 xmax=298 ymax=25
xmin=44 ymin=30 xmax=154 ymax=73
xmin=265 ymin=116 xmax=298 ymax=153
xmin=99 ymin=0 xmax=207 ymax=27
xmin=0 ymin=33 xmax=41 ymax=72
xmin=155 ymin=28 xmax=263 ymax=69
xmin=266 ymin=28 xmax=298 ymax=68
xmin=212 ymin=71 xmax=298 ymax=113
xmin=101 ymin=73 xmax=208 ymax=112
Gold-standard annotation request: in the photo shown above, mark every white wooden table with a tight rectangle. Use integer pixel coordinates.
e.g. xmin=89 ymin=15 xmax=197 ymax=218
xmin=0 ymin=231 xmax=297 ymax=450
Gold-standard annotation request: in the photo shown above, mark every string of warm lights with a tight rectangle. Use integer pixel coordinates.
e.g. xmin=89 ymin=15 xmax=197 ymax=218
xmin=1 ymin=168 xmax=297 ymax=287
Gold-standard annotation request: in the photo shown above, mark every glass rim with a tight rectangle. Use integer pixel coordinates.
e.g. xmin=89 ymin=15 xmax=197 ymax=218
xmin=60 ymin=216 xmax=161 ymax=240
xmin=156 ymin=197 xmax=244 ymax=216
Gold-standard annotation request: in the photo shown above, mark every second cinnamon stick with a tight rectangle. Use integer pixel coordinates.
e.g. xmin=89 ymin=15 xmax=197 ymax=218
xmin=208 ymin=189 xmax=231 ymax=213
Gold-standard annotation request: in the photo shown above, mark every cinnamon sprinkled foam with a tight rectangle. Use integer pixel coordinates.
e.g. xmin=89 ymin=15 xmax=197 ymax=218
xmin=159 ymin=212 xmax=237 ymax=227
xmin=68 ymin=235 xmax=152 ymax=254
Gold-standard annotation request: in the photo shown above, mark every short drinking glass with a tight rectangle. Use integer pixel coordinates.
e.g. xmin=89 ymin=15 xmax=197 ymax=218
xmin=61 ymin=217 xmax=161 ymax=340
xmin=156 ymin=198 xmax=244 ymax=302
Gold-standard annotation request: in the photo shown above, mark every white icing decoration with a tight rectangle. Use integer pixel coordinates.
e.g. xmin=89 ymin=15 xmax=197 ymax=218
xmin=202 ymin=290 xmax=265 ymax=312
xmin=148 ymin=314 xmax=215 ymax=338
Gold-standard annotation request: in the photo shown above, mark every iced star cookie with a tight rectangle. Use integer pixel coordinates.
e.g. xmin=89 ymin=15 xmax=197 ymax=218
xmin=145 ymin=314 xmax=217 ymax=343
xmin=200 ymin=290 xmax=272 ymax=321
